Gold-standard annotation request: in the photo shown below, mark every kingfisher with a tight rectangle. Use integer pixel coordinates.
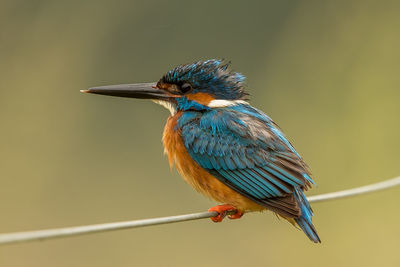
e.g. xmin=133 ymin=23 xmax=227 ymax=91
xmin=82 ymin=60 xmax=321 ymax=243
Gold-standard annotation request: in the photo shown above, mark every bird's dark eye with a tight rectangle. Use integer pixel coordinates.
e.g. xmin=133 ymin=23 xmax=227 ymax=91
xmin=180 ymin=83 xmax=192 ymax=94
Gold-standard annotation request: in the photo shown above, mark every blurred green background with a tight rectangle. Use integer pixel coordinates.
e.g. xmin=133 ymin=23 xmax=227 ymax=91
xmin=1 ymin=0 xmax=400 ymax=266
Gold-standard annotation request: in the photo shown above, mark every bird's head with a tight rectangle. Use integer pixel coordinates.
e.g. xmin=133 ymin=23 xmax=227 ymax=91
xmin=82 ymin=60 xmax=248 ymax=114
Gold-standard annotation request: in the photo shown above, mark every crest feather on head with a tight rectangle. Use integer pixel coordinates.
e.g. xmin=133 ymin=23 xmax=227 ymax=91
xmin=160 ymin=60 xmax=248 ymax=100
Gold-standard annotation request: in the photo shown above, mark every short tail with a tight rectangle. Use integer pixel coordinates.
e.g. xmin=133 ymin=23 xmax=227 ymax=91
xmin=294 ymin=188 xmax=321 ymax=243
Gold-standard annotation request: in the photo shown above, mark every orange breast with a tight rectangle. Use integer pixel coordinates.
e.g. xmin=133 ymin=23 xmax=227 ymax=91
xmin=162 ymin=112 xmax=264 ymax=212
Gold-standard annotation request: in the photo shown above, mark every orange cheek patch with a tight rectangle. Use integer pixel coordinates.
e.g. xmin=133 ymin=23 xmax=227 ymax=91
xmin=157 ymin=83 xmax=179 ymax=94
xmin=185 ymin=92 xmax=215 ymax=106
xmin=157 ymin=83 xmax=171 ymax=90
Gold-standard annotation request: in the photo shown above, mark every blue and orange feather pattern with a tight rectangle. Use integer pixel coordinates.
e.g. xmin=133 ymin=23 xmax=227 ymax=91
xmin=163 ymin=112 xmax=264 ymax=212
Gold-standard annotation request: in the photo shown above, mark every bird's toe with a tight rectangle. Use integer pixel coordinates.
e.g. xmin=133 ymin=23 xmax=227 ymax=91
xmin=208 ymin=204 xmax=243 ymax=222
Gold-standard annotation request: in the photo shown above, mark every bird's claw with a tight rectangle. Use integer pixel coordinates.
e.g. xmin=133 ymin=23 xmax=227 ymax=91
xmin=208 ymin=204 xmax=244 ymax=222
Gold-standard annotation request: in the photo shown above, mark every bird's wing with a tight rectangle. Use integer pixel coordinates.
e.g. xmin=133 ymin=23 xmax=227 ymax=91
xmin=177 ymin=105 xmax=315 ymax=218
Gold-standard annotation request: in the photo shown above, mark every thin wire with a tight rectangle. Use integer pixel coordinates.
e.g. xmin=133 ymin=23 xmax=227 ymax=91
xmin=1 ymin=176 xmax=399 ymax=246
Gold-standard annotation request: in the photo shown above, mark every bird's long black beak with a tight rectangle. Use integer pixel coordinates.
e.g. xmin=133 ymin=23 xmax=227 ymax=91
xmin=81 ymin=82 xmax=171 ymax=100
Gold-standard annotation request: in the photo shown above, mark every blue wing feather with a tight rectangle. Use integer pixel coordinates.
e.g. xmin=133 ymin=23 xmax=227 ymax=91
xmin=178 ymin=104 xmax=312 ymax=198
xmin=178 ymin=104 xmax=320 ymax=242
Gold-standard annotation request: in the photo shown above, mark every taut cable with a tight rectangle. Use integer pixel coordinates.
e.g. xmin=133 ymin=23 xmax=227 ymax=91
xmin=1 ymin=176 xmax=399 ymax=245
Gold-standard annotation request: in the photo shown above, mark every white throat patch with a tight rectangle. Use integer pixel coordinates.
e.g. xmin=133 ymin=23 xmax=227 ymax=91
xmin=152 ymin=100 xmax=177 ymax=115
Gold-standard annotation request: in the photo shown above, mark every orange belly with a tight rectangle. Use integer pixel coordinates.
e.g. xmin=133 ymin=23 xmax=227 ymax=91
xmin=162 ymin=112 xmax=265 ymax=212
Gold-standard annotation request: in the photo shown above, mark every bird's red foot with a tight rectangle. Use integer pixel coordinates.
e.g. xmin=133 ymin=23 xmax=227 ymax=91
xmin=208 ymin=204 xmax=244 ymax=222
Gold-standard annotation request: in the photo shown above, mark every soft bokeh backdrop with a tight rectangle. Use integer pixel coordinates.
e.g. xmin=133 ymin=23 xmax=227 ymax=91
xmin=1 ymin=1 xmax=399 ymax=266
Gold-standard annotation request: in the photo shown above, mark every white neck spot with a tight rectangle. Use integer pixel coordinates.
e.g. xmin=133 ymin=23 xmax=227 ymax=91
xmin=207 ymin=99 xmax=248 ymax=108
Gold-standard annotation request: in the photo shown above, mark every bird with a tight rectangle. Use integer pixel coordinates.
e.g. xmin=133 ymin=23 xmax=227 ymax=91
xmin=81 ymin=59 xmax=321 ymax=243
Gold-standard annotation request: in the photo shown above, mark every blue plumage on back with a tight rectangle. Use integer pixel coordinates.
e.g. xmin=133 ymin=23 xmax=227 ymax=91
xmin=177 ymin=102 xmax=320 ymax=242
